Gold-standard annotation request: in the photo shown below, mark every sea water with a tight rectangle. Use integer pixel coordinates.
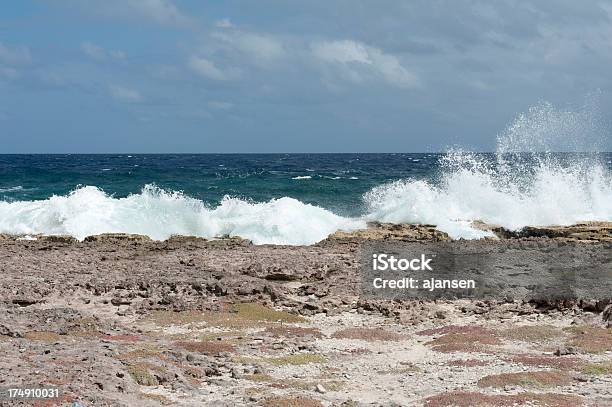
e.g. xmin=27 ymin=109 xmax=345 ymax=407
xmin=1 ymin=103 xmax=611 ymax=244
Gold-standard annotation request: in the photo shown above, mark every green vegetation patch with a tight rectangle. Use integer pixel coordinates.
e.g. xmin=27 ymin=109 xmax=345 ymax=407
xmin=144 ymin=303 xmax=305 ymax=329
xmin=126 ymin=363 xmax=162 ymax=386
xmin=424 ymin=391 xmax=582 ymax=407
xmin=500 ymin=325 xmax=564 ymax=342
xmin=564 ymin=325 xmax=612 ymax=354
xmin=427 ymin=328 xmax=500 ymax=353
xmin=505 ymin=354 xmax=582 ymax=369
xmin=477 ymin=370 xmax=572 ymax=388
xmin=262 ymin=396 xmax=324 ymax=407
xmin=232 ymin=303 xmax=305 ymax=323
xmin=332 ymin=327 xmax=403 ymax=342
xmin=582 ymin=361 xmax=612 ymax=376
xmin=266 ymin=353 xmax=327 ymax=366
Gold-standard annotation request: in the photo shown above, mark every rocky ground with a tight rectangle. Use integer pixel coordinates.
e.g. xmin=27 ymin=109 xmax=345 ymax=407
xmin=0 ymin=223 xmax=610 ymax=407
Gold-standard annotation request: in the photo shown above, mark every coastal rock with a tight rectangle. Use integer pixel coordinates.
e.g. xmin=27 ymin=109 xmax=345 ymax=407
xmin=166 ymin=235 xmax=208 ymax=244
xmin=207 ymin=236 xmax=253 ymax=247
xmin=0 ymin=234 xmax=609 ymax=406
xmin=327 ymin=222 xmax=451 ymax=242
xmin=38 ymin=235 xmax=78 ymax=244
xmin=473 ymin=221 xmax=612 ymax=242
xmin=603 ymin=304 xmax=612 ymax=328
xmin=84 ymin=233 xmax=152 ymax=243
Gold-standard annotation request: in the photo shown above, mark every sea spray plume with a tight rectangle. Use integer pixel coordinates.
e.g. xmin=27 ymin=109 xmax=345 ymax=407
xmin=497 ymin=96 xmax=603 ymax=156
xmin=0 ymin=184 xmax=364 ymax=245
xmin=364 ymin=100 xmax=612 ymax=239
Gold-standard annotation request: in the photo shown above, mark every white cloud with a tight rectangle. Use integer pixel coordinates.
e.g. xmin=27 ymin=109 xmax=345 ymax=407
xmin=311 ymin=40 xmax=418 ymax=88
xmin=82 ymin=42 xmax=125 ymax=61
xmin=215 ymin=18 xmax=234 ymax=29
xmin=212 ymin=31 xmax=285 ymax=64
xmin=0 ymin=42 xmax=32 ymax=65
xmin=65 ymin=0 xmax=190 ymax=26
xmin=189 ymin=56 xmax=239 ymax=81
xmin=81 ymin=42 xmax=105 ymax=60
xmin=312 ymin=40 xmax=371 ymax=64
xmin=123 ymin=0 xmax=188 ymax=26
xmin=109 ymin=85 xmax=143 ymax=102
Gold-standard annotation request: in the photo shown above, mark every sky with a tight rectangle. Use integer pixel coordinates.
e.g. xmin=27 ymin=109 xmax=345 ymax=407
xmin=1 ymin=0 xmax=612 ymax=153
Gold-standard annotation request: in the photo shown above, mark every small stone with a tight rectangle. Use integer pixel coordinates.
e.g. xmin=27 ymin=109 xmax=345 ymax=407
xmin=434 ymin=310 xmax=447 ymax=319
xmin=573 ymin=374 xmax=589 ymax=383
xmin=253 ymin=364 xmax=267 ymax=374
xmin=554 ymin=346 xmax=579 ymax=356
xmin=230 ymin=367 xmax=243 ymax=379
xmin=315 ymin=384 xmax=327 ymax=394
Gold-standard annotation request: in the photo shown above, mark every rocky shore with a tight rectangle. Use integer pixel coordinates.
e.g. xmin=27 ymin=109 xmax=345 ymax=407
xmin=0 ymin=223 xmax=610 ymax=406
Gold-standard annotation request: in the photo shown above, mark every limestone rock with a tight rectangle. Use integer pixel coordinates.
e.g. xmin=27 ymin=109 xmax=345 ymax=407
xmin=84 ymin=233 xmax=152 ymax=243
xmin=327 ymin=222 xmax=451 ymax=242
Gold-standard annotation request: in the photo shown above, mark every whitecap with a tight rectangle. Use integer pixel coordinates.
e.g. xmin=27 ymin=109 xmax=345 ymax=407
xmin=0 ymin=185 xmax=364 ymax=245
xmin=0 ymin=186 xmax=24 ymax=193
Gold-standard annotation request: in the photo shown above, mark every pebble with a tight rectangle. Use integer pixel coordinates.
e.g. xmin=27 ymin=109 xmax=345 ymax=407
xmin=230 ymin=368 xmax=243 ymax=380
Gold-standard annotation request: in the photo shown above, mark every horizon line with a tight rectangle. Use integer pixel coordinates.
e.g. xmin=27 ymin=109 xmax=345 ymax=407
xmin=1 ymin=151 xmax=610 ymax=155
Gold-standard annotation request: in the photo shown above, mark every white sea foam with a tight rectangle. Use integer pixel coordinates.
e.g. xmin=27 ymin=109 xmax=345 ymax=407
xmin=364 ymin=155 xmax=611 ymax=239
xmin=0 ymin=185 xmax=364 ymax=245
xmin=292 ymin=175 xmax=312 ymax=180
xmin=0 ymin=186 xmax=24 ymax=193
xmin=364 ymin=100 xmax=612 ymax=239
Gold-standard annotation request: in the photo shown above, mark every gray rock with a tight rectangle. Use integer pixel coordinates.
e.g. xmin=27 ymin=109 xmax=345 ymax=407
xmin=230 ymin=367 xmax=243 ymax=380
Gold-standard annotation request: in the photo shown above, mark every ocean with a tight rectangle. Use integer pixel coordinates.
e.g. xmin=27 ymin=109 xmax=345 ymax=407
xmin=1 ymin=152 xmax=611 ymax=245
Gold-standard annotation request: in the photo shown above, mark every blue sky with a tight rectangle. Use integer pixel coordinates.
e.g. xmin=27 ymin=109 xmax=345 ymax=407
xmin=1 ymin=0 xmax=611 ymax=152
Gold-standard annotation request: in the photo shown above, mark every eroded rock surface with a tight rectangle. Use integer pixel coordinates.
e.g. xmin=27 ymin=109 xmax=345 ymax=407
xmin=0 ymin=229 xmax=610 ymax=406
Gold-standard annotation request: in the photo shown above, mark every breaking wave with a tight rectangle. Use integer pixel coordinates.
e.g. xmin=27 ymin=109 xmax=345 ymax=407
xmin=364 ymin=152 xmax=611 ymax=239
xmin=0 ymin=185 xmax=365 ymax=245
xmin=0 ymin=100 xmax=610 ymax=244
xmin=365 ymin=100 xmax=612 ymax=238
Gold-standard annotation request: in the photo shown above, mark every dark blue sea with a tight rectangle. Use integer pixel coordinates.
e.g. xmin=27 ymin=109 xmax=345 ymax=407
xmin=0 ymin=154 xmax=441 ymax=215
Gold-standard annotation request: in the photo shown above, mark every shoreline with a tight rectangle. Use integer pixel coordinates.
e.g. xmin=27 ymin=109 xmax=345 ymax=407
xmin=1 ymin=220 xmax=611 ymax=244
xmin=0 ymin=223 xmax=610 ymax=406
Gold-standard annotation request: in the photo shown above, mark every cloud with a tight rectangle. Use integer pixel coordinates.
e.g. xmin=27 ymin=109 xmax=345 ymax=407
xmin=109 ymin=85 xmax=143 ymax=102
xmin=312 ymin=40 xmax=370 ymax=64
xmin=189 ymin=56 xmax=239 ymax=81
xmin=0 ymin=42 xmax=32 ymax=65
xmin=215 ymin=18 xmax=234 ymax=29
xmin=212 ymin=31 xmax=285 ymax=64
xmin=122 ymin=0 xmax=188 ymax=26
xmin=82 ymin=42 xmax=125 ymax=61
xmin=311 ymin=40 xmax=418 ymax=88
xmin=54 ymin=0 xmax=190 ymax=26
